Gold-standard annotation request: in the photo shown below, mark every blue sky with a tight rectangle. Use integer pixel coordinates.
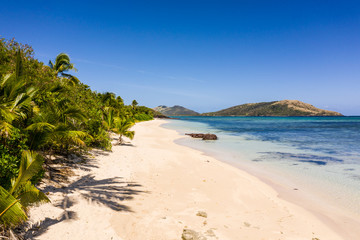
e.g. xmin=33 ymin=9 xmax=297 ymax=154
xmin=1 ymin=0 xmax=360 ymax=115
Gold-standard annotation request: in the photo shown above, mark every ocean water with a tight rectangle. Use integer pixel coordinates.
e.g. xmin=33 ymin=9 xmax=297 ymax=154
xmin=162 ymin=116 xmax=360 ymax=215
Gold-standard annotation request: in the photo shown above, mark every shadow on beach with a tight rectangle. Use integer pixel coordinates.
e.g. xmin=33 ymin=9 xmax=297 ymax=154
xmin=25 ymin=173 xmax=145 ymax=238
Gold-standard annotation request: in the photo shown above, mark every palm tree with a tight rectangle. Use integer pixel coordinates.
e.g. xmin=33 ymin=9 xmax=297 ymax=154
xmin=0 ymin=50 xmax=36 ymax=139
xmin=131 ymin=100 xmax=138 ymax=109
xmin=101 ymin=92 xmax=116 ymax=106
xmin=0 ymin=151 xmax=49 ymax=228
xmin=116 ymin=96 xmax=124 ymax=107
xmin=112 ymin=117 xmax=135 ymax=144
xmin=49 ymin=53 xmax=79 ymax=86
xmin=25 ymin=98 xmax=90 ymax=155
xmin=102 ymin=107 xmax=115 ymax=132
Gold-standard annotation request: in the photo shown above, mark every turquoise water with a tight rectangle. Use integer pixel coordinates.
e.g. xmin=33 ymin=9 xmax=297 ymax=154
xmin=162 ymin=116 xmax=360 ymax=214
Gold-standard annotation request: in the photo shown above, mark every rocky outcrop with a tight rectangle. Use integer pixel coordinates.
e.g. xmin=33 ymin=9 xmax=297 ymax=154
xmin=185 ymin=133 xmax=218 ymax=140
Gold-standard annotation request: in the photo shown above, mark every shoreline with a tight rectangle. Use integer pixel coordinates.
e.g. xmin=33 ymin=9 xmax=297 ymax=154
xmin=166 ymin=119 xmax=360 ymax=240
xmin=109 ymin=120 xmax=342 ymax=239
xmin=28 ymin=119 xmax=349 ymax=239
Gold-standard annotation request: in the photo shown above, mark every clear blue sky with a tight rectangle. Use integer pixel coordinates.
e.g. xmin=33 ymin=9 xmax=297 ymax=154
xmin=1 ymin=0 xmax=360 ymax=115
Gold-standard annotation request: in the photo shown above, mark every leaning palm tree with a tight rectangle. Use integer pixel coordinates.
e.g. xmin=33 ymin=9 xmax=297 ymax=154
xmin=112 ymin=117 xmax=135 ymax=144
xmin=0 ymin=151 xmax=49 ymax=228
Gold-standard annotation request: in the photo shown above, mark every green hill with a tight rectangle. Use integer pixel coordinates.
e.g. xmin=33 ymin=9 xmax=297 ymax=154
xmin=153 ymin=105 xmax=200 ymax=116
xmin=202 ymin=100 xmax=343 ymax=116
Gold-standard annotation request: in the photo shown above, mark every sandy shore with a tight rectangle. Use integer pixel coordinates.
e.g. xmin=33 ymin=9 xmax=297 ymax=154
xmin=28 ymin=119 xmax=346 ymax=239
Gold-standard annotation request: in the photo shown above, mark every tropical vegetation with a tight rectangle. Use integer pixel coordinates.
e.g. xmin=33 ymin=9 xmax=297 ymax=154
xmin=0 ymin=38 xmax=154 ymax=235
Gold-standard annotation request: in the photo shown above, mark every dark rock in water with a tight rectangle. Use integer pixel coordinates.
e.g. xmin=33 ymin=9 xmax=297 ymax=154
xmin=185 ymin=133 xmax=205 ymax=138
xmin=181 ymin=229 xmax=207 ymax=240
xmin=185 ymin=133 xmax=218 ymax=140
xmin=203 ymin=134 xmax=217 ymax=140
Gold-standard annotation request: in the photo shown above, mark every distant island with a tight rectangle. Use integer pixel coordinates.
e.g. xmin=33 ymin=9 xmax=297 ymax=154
xmin=153 ymin=105 xmax=200 ymax=116
xmin=155 ymin=100 xmax=343 ymax=117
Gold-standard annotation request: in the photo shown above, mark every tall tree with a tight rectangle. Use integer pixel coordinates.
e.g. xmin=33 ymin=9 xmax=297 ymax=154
xmin=131 ymin=100 xmax=138 ymax=109
xmin=48 ymin=53 xmax=79 ymax=86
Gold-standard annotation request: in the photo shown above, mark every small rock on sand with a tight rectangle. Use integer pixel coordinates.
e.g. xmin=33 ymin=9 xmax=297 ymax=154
xmin=181 ymin=229 xmax=207 ymax=240
xmin=205 ymin=229 xmax=216 ymax=237
xmin=196 ymin=211 xmax=208 ymax=218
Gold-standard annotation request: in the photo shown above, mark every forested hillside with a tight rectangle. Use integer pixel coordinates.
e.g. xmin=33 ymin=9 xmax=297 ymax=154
xmin=153 ymin=105 xmax=200 ymax=116
xmin=202 ymin=100 xmax=343 ymax=116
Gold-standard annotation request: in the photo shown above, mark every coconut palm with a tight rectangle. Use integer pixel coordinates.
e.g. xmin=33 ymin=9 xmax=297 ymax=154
xmin=116 ymin=96 xmax=124 ymax=107
xmin=102 ymin=107 xmax=115 ymax=132
xmin=131 ymin=100 xmax=138 ymax=109
xmin=101 ymin=92 xmax=116 ymax=106
xmin=49 ymin=53 xmax=79 ymax=86
xmin=112 ymin=117 xmax=135 ymax=144
xmin=25 ymin=99 xmax=90 ymax=155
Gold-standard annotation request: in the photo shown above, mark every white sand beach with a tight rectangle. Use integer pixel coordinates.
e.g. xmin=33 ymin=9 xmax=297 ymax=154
xmin=27 ymin=119 xmax=349 ymax=240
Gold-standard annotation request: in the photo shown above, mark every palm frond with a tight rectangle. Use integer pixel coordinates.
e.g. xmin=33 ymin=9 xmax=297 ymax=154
xmin=0 ymin=186 xmax=27 ymax=227
xmin=48 ymin=127 xmax=91 ymax=147
xmin=47 ymin=82 xmax=65 ymax=93
xmin=61 ymin=73 xmax=80 ymax=86
xmin=0 ymin=121 xmax=13 ymax=138
xmin=16 ymin=182 xmax=50 ymax=207
xmin=48 ymin=60 xmax=54 ymax=69
xmin=63 ymin=107 xmax=86 ymax=121
xmin=123 ymin=130 xmax=135 ymax=140
xmin=9 ymin=151 xmax=44 ymax=196
xmin=0 ymin=107 xmax=16 ymax=123
xmin=52 ymin=53 xmax=77 ymax=73
xmin=0 ymin=73 xmax=11 ymax=88
xmin=25 ymin=122 xmax=56 ymax=132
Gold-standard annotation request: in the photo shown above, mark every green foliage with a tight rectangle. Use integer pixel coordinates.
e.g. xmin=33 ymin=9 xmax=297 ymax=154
xmin=134 ymin=112 xmax=153 ymax=121
xmin=112 ymin=117 xmax=135 ymax=144
xmin=0 ymin=38 xmax=154 ymax=229
xmin=0 ymin=186 xmax=27 ymax=227
xmin=0 ymin=151 xmax=49 ymax=227
xmin=131 ymin=99 xmax=138 ymax=108
xmin=0 ymin=129 xmax=27 ymax=189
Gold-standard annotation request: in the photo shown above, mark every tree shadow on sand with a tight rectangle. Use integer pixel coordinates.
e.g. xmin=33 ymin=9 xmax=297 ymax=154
xmin=25 ymin=174 xmax=145 ymax=238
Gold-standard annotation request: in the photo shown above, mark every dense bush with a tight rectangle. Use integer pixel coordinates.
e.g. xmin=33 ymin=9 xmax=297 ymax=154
xmin=0 ymin=129 xmax=27 ymax=189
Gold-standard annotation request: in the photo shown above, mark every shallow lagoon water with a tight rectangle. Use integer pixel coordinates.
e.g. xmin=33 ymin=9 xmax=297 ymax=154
xmin=162 ymin=116 xmax=360 ymax=214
